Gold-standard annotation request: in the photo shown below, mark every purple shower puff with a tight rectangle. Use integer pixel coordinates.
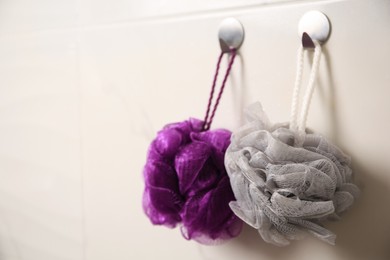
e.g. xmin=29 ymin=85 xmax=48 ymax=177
xmin=143 ymin=118 xmax=243 ymax=244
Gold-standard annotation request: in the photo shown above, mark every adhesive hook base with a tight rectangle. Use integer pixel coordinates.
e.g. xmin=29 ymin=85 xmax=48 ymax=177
xmin=218 ymin=18 xmax=244 ymax=53
xmin=298 ymin=11 xmax=330 ymax=46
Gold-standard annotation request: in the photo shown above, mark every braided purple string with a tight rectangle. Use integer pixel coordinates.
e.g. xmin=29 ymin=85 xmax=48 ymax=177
xmin=202 ymin=51 xmax=224 ymax=130
xmin=203 ymin=49 xmax=237 ymax=130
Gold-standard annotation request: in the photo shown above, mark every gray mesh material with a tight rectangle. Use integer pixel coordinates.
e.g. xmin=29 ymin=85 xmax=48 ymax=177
xmin=225 ymin=102 xmax=360 ymax=246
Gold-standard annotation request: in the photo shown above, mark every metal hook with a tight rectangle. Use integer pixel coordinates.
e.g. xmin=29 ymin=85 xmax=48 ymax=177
xmin=298 ymin=11 xmax=331 ymax=49
xmin=218 ymin=18 xmax=244 ymax=53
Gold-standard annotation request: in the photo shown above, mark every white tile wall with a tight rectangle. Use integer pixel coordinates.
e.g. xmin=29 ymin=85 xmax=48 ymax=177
xmin=0 ymin=0 xmax=79 ymax=35
xmin=0 ymin=0 xmax=390 ymax=260
xmin=0 ymin=31 xmax=83 ymax=259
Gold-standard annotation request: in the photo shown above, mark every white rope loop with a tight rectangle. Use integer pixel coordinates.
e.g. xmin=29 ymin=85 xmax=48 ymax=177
xmin=289 ymin=45 xmax=304 ymax=132
xmin=289 ymin=41 xmax=323 ymax=141
xmin=298 ymin=41 xmax=322 ymax=134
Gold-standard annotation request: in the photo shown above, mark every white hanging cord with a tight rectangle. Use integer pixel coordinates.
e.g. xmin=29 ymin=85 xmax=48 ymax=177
xmin=289 ymin=45 xmax=304 ymax=132
xmin=297 ymin=41 xmax=322 ymax=134
xmin=289 ymin=40 xmax=323 ymax=142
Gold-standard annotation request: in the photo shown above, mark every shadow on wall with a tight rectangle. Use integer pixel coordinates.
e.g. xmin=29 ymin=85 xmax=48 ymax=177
xmin=331 ymin=162 xmax=390 ymax=260
xmin=316 ymin=47 xmax=340 ymax=144
xmin=232 ymin=225 xmax=299 ymax=259
xmin=323 ymin=46 xmax=390 ymax=260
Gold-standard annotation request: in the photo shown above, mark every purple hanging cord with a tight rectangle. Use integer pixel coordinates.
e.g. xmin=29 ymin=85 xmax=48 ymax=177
xmin=202 ymin=48 xmax=237 ymax=130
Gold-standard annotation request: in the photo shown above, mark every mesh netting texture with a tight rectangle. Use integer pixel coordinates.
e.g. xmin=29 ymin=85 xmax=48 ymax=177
xmin=225 ymin=102 xmax=360 ymax=246
xmin=143 ymin=118 xmax=242 ymax=244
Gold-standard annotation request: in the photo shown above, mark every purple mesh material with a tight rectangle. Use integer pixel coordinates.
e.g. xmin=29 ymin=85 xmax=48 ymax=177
xmin=143 ymin=118 xmax=243 ymax=244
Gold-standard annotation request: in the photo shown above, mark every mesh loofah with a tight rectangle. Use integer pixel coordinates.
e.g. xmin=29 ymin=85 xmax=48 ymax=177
xmin=143 ymin=118 xmax=242 ymax=244
xmin=225 ymin=102 xmax=360 ymax=246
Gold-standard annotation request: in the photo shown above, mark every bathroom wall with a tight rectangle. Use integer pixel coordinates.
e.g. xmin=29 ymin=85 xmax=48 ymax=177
xmin=0 ymin=0 xmax=389 ymax=259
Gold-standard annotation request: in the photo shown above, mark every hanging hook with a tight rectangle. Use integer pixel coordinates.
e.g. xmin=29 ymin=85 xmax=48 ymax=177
xmin=218 ymin=18 xmax=245 ymax=53
xmin=302 ymin=32 xmax=315 ymax=49
xmin=298 ymin=11 xmax=331 ymax=49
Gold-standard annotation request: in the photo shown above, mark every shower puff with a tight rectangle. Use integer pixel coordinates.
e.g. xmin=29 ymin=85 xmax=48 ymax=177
xmin=143 ymin=118 xmax=242 ymax=244
xmin=225 ymin=102 xmax=359 ymax=246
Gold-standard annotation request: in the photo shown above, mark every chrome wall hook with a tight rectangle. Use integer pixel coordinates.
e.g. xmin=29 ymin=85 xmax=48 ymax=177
xmin=218 ymin=18 xmax=245 ymax=53
xmin=298 ymin=11 xmax=331 ymax=48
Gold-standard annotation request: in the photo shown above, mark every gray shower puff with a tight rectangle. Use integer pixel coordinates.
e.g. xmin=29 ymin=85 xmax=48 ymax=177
xmin=225 ymin=102 xmax=360 ymax=246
